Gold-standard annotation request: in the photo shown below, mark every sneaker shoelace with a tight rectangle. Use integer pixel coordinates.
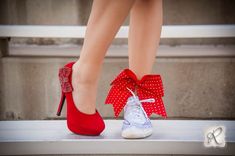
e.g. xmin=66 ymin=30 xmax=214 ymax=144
xmin=125 ymin=87 xmax=155 ymax=120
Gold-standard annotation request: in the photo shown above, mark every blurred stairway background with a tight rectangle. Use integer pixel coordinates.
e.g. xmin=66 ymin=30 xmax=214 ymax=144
xmin=0 ymin=0 xmax=235 ymax=120
xmin=0 ymin=0 xmax=235 ymax=155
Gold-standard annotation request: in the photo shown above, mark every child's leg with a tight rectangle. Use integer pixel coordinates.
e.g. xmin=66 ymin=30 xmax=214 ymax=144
xmin=72 ymin=0 xmax=135 ymax=114
xmin=128 ymin=0 xmax=163 ymax=80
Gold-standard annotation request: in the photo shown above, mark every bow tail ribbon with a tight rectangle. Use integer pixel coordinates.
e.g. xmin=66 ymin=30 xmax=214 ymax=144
xmin=105 ymin=80 xmax=135 ymax=117
xmin=137 ymin=88 xmax=167 ymax=118
xmin=137 ymin=83 xmax=167 ymax=118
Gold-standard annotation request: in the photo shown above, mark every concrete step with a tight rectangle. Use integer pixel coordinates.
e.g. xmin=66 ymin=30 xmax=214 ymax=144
xmin=7 ymin=44 xmax=235 ymax=57
xmin=1 ymin=45 xmax=235 ymax=120
xmin=0 ymin=120 xmax=234 ymax=155
xmin=1 ymin=56 xmax=235 ymax=120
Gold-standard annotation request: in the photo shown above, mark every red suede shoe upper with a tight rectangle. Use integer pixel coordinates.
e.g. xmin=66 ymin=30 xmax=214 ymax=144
xmin=58 ymin=62 xmax=105 ymax=135
xmin=105 ymin=69 xmax=167 ymax=118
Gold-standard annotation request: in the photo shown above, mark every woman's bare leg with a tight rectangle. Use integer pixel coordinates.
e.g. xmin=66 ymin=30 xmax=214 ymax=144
xmin=72 ymin=0 xmax=135 ymax=114
xmin=128 ymin=0 xmax=163 ymax=79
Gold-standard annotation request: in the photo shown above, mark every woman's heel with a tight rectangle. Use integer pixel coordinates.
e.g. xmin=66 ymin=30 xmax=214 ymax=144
xmin=57 ymin=92 xmax=66 ymax=116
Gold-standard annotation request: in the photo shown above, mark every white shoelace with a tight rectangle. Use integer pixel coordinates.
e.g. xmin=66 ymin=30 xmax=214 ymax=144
xmin=126 ymin=87 xmax=155 ymax=120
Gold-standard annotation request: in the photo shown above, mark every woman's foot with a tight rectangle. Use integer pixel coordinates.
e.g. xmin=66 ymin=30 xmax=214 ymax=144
xmin=71 ymin=60 xmax=99 ymax=115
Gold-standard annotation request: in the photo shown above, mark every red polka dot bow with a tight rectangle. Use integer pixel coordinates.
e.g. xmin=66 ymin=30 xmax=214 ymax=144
xmin=105 ymin=69 xmax=167 ymax=118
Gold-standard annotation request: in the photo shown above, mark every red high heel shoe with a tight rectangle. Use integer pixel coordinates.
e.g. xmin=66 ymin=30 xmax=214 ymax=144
xmin=56 ymin=62 xmax=105 ymax=135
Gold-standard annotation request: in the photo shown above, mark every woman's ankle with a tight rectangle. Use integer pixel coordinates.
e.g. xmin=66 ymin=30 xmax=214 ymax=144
xmin=72 ymin=60 xmax=102 ymax=85
xmin=71 ymin=60 xmax=99 ymax=114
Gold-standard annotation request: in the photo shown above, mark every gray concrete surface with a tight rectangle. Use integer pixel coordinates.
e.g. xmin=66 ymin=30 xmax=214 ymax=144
xmin=2 ymin=0 xmax=235 ymax=25
xmin=1 ymin=0 xmax=235 ymax=45
xmin=5 ymin=155 xmax=218 ymax=156
xmin=1 ymin=120 xmax=234 ymax=155
xmin=0 ymin=39 xmax=8 ymax=57
xmin=0 ymin=56 xmax=235 ymax=120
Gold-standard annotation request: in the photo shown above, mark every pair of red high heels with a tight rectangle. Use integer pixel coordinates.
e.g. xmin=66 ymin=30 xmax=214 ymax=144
xmin=57 ymin=62 xmax=167 ymax=136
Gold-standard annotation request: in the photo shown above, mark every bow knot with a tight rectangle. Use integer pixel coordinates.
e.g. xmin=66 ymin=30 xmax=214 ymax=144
xmin=58 ymin=67 xmax=73 ymax=93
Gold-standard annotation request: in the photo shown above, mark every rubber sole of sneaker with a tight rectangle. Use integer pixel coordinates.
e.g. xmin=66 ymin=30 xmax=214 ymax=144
xmin=121 ymin=127 xmax=153 ymax=139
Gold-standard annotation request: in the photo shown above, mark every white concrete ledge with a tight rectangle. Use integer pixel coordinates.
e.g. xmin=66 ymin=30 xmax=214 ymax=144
xmin=0 ymin=25 xmax=235 ymax=38
xmin=0 ymin=120 xmax=234 ymax=155
xmin=8 ymin=44 xmax=235 ymax=57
